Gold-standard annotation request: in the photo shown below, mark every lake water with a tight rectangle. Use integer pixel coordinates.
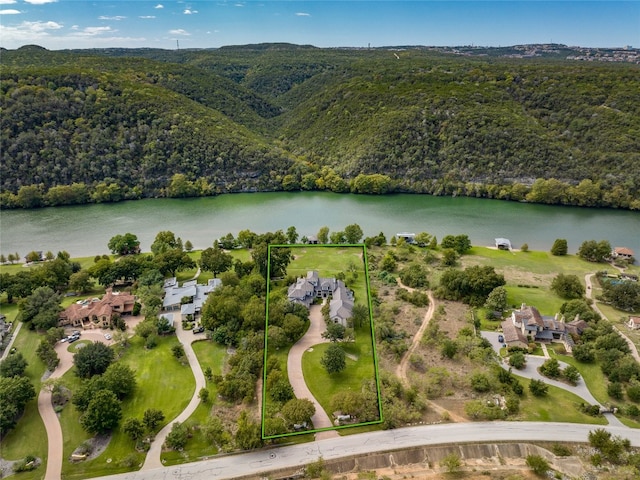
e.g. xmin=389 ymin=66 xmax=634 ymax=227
xmin=0 ymin=192 xmax=638 ymax=258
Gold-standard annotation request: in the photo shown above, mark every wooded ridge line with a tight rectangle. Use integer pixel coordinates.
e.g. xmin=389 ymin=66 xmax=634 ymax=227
xmin=1 ymin=44 xmax=638 ymax=210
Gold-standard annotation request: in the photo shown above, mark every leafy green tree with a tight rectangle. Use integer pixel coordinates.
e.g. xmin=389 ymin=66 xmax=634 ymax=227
xmin=235 ymin=411 xmax=262 ymax=450
xmin=440 ymin=248 xmax=458 ymax=267
xmin=199 ymin=387 xmax=210 ymax=404
xmin=441 ymin=339 xmax=458 ymax=359
xmin=550 ymin=239 xmax=568 ymax=256
xmin=321 ymin=343 xmax=346 ymax=374
xmin=509 ymin=351 xmax=526 ymax=369
xmin=281 ymin=398 xmax=315 ymax=426
xmin=578 ymin=240 xmax=611 ymax=262
xmin=441 ymin=234 xmax=471 ymax=254
xmin=102 ymin=362 xmax=136 ymax=400
xmin=155 ymin=248 xmax=195 ymax=277
xmin=150 ymin=230 xmax=182 ymax=255
xmin=399 ymin=263 xmax=428 ymax=288
xmin=237 ymin=230 xmax=257 ymax=248
xmin=199 ymin=245 xmax=233 ymax=276
xmin=286 ymin=226 xmax=299 ymax=244
xmin=601 ymin=281 xmax=640 ymax=312
xmin=526 ymin=454 xmax=550 ymax=476
xmin=36 ymin=339 xmax=59 ymax=370
xmin=122 ymin=417 xmax=145 ymax=442
xmin=18 ymin=286 xmax=62 ymax=330
xmin=317 ymin=226 xmax=329 ymax=244
xmin=107 ymin=233 xmax=140 ymax=255
xmin=0 ymin=352 xmax=28 ymax=378
xmin=329 ymin=231 xmax=346 ymax=244
xmin=539 ymin=358 xmax=561 ymax=378
xmin=143 ymin=408 xmax=165 ymax=431
xmin=184 ymin=240 xmax=193 ymax=252
xmin=344 ymin=224 xmax=363 ymax=244
xmin=563 ymin=365 xmax=580 ymax=385
xmin=607 ymin=382 xmax=624 ymax=400
xmin=73 ymin=342 xmax=115 ymax=379
xmin=164 ymin=422 xmax=188 ymax=450
xmin=484 ymin=286 xmax=507 ymax=313
xmin=380 ymin=253 xmax=397 ymax=272
xmin=470 ymin=373 xmax=491 ymax=392
xmin=0 ymin=376 xmax=36 ymax=435
xmin=322 ymin=322 xmax=346 ymax=342
xmin=529 ymin=379 xmax=549 ymax=397
xmin=551 ymin=274 xmax=584 ymax=299
xmin=81 ymin=389 xmax=122 ymax=434
xmin=68 ymin=270 xmax=93 ymax=294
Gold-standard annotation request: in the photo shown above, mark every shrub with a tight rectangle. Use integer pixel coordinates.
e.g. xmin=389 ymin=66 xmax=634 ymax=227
xmin=526 ymin=454 xmax=550 ymax=476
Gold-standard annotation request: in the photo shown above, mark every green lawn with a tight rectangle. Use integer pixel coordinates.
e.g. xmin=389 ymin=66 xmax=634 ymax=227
xmin=466 ymin=247 xmax=599 ymax=278
xmin=515 ymin=376 xmax=608 ymax=425
xmin=61 ymin=335 xmax=195 ymax=479
xmin=547 ymin=350 xmax=608 ymax=404
xmin=505 ymin=285 xmax=565 ymax=316
xmin=161 ymin=340 xmax=227 ymax=466
xmin=301 ymin=339 xmax=378 ymax=424
xmin=0 ymin=328 xmax=48 ymax=477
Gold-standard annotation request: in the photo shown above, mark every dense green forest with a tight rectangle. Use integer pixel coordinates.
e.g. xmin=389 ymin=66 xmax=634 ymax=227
xmin=1 ymin=44 xmax=639 ymax=209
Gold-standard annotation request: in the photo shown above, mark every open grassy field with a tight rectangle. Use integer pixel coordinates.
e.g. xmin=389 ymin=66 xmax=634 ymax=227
xmin=515 ymin=376 xmax=608 ymax=425
xmin=61 ymin=335 xmax=195 ymax=479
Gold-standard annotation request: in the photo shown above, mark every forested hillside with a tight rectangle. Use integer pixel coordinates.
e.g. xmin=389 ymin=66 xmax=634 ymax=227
xmin=1 ymin=44 xmax=639 ymax=209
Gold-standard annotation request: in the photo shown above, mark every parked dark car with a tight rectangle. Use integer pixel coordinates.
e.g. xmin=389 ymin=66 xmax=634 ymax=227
xmin=498 ymin=334 xmax=504 ymax=343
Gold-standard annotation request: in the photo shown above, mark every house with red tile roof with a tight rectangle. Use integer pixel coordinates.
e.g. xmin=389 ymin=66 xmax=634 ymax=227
xmin=59 ymin=289 xmax=136 ymax=328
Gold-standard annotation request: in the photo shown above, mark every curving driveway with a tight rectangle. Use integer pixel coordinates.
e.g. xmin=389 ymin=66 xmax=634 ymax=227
xmin=286 ymin=304 xmax=337 ymax=438
xmin=39 ymin=328 xmax=120 ymax=480
xmin=482 ymin=331 xmax=624 ymax=427
xmin=141 ymin=314 xmax=206 ymax=470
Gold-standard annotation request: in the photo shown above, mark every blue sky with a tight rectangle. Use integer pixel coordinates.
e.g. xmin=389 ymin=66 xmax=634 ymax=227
xmin=0 ymin=1 xmax=638 ymax=50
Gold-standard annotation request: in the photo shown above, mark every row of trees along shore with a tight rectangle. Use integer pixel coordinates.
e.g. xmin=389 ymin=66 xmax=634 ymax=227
xmin=1 ymin=175 xmax=639 ymax=210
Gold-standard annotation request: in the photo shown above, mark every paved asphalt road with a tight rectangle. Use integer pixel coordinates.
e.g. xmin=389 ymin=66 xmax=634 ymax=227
xmin=92 ymin=422 xmax=639 ymax=480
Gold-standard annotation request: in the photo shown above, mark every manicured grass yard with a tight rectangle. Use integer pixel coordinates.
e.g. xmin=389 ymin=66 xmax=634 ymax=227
xmin=505 ymin=285 xmax=565 ymax=316
xmin=301 ymin=338 xmax=378 ymax=425
xmin=0 ymin=328 xmax=48 ymax=477
xmin=61 ymin=335 xmax=195 ymax=479
xmin=515 ymin=376 xmax=607 ymax=425
xmin=161 ymin=340 xmax=227 ymax=466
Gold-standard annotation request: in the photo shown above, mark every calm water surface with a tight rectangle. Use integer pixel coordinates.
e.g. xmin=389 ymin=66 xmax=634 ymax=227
xmin=0 ymin=192 xmax=638 ymax=257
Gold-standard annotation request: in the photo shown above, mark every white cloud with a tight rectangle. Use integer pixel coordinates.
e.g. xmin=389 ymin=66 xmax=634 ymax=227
xmin=0 ymin=19 xmax=62 ymax=42
xmin=169 ymin=28 xmax=190 ymax=36
xmin=80 ymin=26 xmax=114 ymax=36
xmin=139 ymin=16 xmax=155 ymax=19
xmin=295 ymin=12 xmax=310 ymax=17
xmin=235 ymin=3 xmax=244 ymax=7
xmin=23 ymin=0 xmax=58 ymax=4
xmin=0 ymin=0 xmax=17 ymax=5
xmin=98 ymin=16 xmax=126 ymax=21
xmin=183 ymin=9 xmax=198 ymax=15
xmin=155 ymin=4 xmax=164 ymax=8
xmin=0 ymin=8 xmax=20 ymax=14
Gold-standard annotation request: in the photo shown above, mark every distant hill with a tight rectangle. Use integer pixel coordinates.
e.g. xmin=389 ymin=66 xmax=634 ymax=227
xmin=1 ymin=44 xmax=638 ymax=209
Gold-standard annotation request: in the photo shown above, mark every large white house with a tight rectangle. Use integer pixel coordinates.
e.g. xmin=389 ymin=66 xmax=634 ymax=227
xmin=288 ymin=271 xmax=354 ymax=326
